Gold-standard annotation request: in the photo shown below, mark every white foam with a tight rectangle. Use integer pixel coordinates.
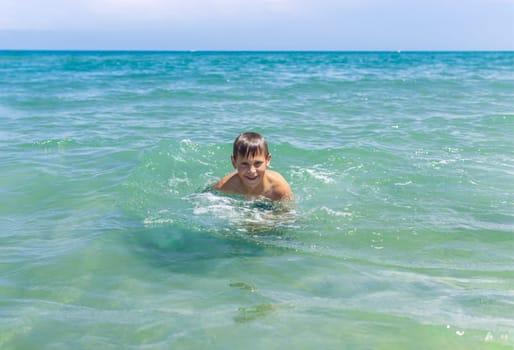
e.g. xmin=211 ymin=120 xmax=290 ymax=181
xmin=143 ymin=217 xmax=174 ymax=225
xmin=320 ymin=207 xmax=352 ymax=217
xmin=291 ymin=165 xmax=337 ymax=184
xmin=168 ymin=176 xmax=191 ymax=194
xmin=394 ymin=180 xmax=412 ymax=186
xmin=305 ymin=168 xmax=336 ymax=184
xmin=186 ymin=191 xmax=296 ymax=232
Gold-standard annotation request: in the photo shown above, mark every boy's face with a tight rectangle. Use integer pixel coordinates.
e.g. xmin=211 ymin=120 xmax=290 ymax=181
xmin=231 ymin=152 xmax=271 ymax=189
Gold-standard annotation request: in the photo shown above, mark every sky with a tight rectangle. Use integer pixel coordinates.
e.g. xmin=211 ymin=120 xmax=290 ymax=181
xmin=0 ymin=0 xmax=513 ymax=50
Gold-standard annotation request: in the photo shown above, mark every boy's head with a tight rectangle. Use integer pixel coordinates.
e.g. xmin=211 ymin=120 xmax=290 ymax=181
xmin=232 ymin=132 xmax=269 ymax=160
xmin=231 ymin=132 xmax=271 ymax=189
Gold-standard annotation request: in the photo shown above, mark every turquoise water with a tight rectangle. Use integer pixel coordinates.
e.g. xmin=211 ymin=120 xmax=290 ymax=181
xmin=1 ymin=51 xmax=513 ymax=349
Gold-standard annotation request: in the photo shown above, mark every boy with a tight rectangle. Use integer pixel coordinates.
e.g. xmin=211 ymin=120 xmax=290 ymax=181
xmin=214 ymin=132 xmax=293 ymax=201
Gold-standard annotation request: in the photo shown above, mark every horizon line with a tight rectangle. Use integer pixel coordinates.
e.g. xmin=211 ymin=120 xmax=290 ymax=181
xmin=1 ymin=49 xmax=513 ymax=53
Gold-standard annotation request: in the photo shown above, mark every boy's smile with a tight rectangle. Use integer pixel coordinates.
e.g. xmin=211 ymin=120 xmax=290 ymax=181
xmin=231 ymin=152 xmax=271 ymax=190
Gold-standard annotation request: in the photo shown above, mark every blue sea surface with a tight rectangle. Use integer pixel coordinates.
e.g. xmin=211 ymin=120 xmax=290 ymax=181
xmin=1 ymin=51 xmax=513 ymax=349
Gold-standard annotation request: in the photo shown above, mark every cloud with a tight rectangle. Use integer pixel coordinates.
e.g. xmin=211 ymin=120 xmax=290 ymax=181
xmin=1 ymin=0 xmax=91 ymax=30
xmin=0 ymin=0 xmax=305 ymax=30
xmin=1 ymin=0 xmax=512 ymax=50
xmin=86 ymin=0 xmax=304 ymax=22
xmin=2 ymin=0 xmax=512 ymax=31
xmin=1 ymin=0 xmax=380 ymax=30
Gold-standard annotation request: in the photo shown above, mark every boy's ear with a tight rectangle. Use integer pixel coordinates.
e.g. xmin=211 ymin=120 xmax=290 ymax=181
xmin=266 ymin=153 xmax=272 ymax=166
xmin=231 ymin=156 xmax=236 ymax=168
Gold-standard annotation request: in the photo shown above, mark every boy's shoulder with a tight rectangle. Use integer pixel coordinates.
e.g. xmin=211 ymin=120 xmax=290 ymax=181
xmin=266 ymin=169 xmax=287 ymax=183
xmin=266 ymin=170 xmax=293 ymax=200
xmin=213 ymin=171 xmax=239 ymax=192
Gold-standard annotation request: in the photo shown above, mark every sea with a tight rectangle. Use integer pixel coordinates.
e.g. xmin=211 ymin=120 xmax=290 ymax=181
xmin=1 ymin=51 xmax=513 ymax=349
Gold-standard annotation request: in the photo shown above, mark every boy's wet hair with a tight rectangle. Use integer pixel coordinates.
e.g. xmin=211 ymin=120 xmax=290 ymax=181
xmin=233 ymin=132 xmax=269 ymax=159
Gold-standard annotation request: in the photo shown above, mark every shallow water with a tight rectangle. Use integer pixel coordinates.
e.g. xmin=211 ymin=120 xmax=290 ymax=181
xmin=1 ymin=51 xmax=513 ymax=349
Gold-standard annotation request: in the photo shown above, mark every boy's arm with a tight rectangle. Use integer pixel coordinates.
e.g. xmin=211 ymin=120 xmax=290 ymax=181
xmin=276 ymin=183 xmax=294 ymax=201
xmin=214 ymin=172 xmax=237 ymax=193
xmin=272 ymin=173 xmax=294 ymax=201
